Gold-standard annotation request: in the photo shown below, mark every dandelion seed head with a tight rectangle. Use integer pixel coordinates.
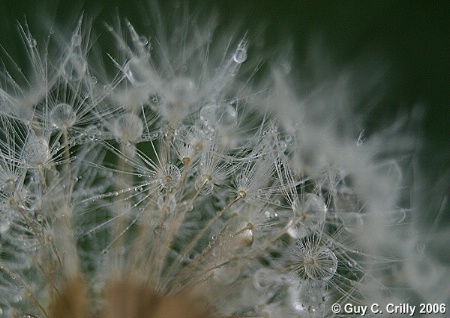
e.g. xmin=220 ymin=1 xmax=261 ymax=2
xmin=0 ymin=2 xmax=436 ymax=317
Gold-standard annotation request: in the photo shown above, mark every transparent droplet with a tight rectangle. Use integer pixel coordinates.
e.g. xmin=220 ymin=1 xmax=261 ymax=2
xmin=236 ymin=223 xmax=254 ymax=247
xmin=71 ymin=34 xmax=82 ymax=46
xmin=12 ymin=294 xmax=22 ymax=303
xmin=264 ymin=210 xmax=279 ymax=221
xmin=286 ymin=219 xmax=301 ymax=239
xmin=415 ymin=242 xmax=425 ymax=254
xmin=233 ymin=40 xmax=247 ymax=64
xmin=195 ymin=174 xmax=214 ymax=195
xmin=64 ymin=53 xmax=87 ymax=81
xmin=212 ymin=263 xmax=240 ymax=285
xmin=89 ymin=76 xmax=98 ymax=86
xmin=114 ymin=113 xmax=144 ymax=142
xmin=288 ymin=194 xmax=327 ymax=238
xmin=124 ymin=57 xmax=151 ymax=87
xmin=149 ymin=94 xmax=160 ymax=106
xmin=138 ymin=35 xmax=149 ymax=47
xmin=356 ymin=129 xmax=365 ymax=146
xmin=285 ymin=134 xmax=293 ymax=143
xmin=335 ymin=186 xmax=359 ymax=211
xmin=23 ymin=135 xmax=50 ymax=166
xmin=169 ymin=77 xmax=195 ymax=102
xmin=28 ymin=38 xmax=37 ymax=48
xmin=389 ymin=208 xmax=406 ymax=224
xmin=200 ymin=103 xmax=237 ymax=128
xmin=304 ymin=247 xmax=338 ymax=281
xmin=218 ymin=103 xmax=237 ymax=127
xmin=161 ymin=77 xmax=195 ymax=122
xmin=103 ymin=84 xmax=113 ymax=93
xmin=253 ymin=268 xmax=275 ymax=290
xmin=123 ymin=141 xmax=136 ymax=158
xmin=1 ymin=179 xmax=16 ymax=193
xmin=340 ymin=212 xmax=364 ymax=233
xmin=50 ymin=103 xmax=77 ymax=129
xmin=199 ymin=104 xmax=216 ymax=124
xmin=0 ymin=221 xmax=10 ymax=233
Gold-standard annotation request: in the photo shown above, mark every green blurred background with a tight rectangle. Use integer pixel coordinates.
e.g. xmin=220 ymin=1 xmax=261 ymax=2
xmin=0 ymin=0 xmax=448 ymax=223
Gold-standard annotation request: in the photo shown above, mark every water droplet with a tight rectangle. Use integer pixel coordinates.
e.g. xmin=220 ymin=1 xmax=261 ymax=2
xmin=50 ymin=103 xmax=77 ymax=129
xmin=160 ymin=77 xmax=196 ymax=122
xmin=356 ymin=129 xmax=365 ymax=146
xmin=28 ymin=38 xmax=37 ymax=48
xmin=71 ymin=34 xmax=82 ymax=46
xmin=233 ymin=40 xmax=247 ymax=64
xmin=138 ymin=35 xmax=148 ymax=47
xmin=89 ymin=76 xmax=98 ymax=86
xmin=253 ymin=268 xmax=275 ymax=290
xmin=340 ymin=212 xmax=364 ymax=233
xmin=389 ymin=208 xmax=406 ymax=224
xmin=23 ymin=135 xmax=50 ymax=166
xmin=288 ymin=194 xmax=327 ymax=238
xmin=64 ymin=53 xmax=87 ymax=81
xmin=114 ymin=113 xmax=144 ymax=142
xmin=285 ymin=135 xmax=293 ymax=143
xmin=264 ymin=210 xmax=279 ymax=221
xmin=212 ymin=263 xmax=240 ymax=285
xmin=0 ymin=221 xmax=10 ymax=233
xmin=415 ymin=242 xmax=425 ymax=254
xmin=2 ymin=179 xmax=16 ymax=193
xmin=200 ymin=103 xmax=237 ymax=129
xmin=169 ymin=77 xmax=195 ymax=101
xmin=103 ymin=84 xmax=113 ymax=93
xmin=200 ymin=104 xmax=216 ymax=124
xmin=149 ymin=94 xmax=160 ymax=106
xmin=12 ymin=294 xmax=22 ymax=303
xmin=124 ymin=57 xmax=151 ymax=87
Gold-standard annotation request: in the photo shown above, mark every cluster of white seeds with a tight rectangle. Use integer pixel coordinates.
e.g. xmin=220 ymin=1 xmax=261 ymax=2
xmin=0 ymin=6 xmax=431 ymax=318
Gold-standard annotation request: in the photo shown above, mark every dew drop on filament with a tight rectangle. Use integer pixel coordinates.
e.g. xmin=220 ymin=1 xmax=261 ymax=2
xmin=124 ymin=57 xmax=151 ymax=87
xmin=200 ymin=103 xmax=237 ymax=128
xmin=64 ymin=53 xmax=87 ymax=81
xmin=50 ymin=103 xmax=77 ymax=129
xmin=114 ymin=113 xmax=144 ymax=143
xmin=233 ymin=40 xmax=248 ymax=64
xmin=71 ymin=34 xmax=82 ymax=46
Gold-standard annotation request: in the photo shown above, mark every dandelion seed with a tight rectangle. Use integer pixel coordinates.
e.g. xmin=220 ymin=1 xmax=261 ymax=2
xmin=63 ymin=53 xmax=87 ymax=81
